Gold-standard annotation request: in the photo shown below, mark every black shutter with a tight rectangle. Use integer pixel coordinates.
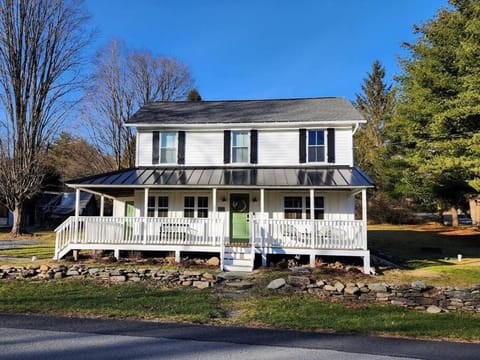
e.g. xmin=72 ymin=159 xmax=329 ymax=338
xmin=299 ymin=129 xmax=306 ymax=163
xmin=250 ymin=129 xmax=258 ymax=164
xmin=177 ymin=131 xmax=185 ymax=164
xmin=327 ymin=128 xmax=335 ymax=163
xmin=223 ymin=130 xmax=231 ymax=164
xmin=152 ymin=131 xmax=160 ymax=164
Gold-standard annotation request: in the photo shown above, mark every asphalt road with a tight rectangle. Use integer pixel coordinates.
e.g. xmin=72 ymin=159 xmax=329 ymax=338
xmin=1 ymin=313 xmax=479 ymax=360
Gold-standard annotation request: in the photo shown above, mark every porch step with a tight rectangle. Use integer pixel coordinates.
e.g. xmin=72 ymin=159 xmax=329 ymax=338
xmin=222 ymin=245 xmax=254 ymax=272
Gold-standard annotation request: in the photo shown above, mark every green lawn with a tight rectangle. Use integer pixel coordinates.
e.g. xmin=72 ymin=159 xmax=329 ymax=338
xmin=0 ymin=279 xmax=225 ymax=322
xmin=0 ymin=229 xmax=56 ymax=260
xmin=1 ymin=279 xmax=479 ymax=341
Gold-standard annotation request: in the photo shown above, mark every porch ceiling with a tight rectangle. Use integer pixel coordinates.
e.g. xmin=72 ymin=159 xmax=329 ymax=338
xmin=66 ymin=166 xmax=374 ymax=192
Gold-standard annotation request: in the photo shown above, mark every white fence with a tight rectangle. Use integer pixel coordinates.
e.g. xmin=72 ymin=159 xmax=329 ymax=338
xmin=252 ymin=219 xmax=366 ymax=250
xmin=55 ymin=216 xmax=367 ymax=259
xmin=55 ymin=216 xmax=224 ymax=258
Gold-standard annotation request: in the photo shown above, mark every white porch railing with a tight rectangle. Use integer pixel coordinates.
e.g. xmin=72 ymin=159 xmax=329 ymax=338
xmin=55 ymin=216 xmax=224 ymax=259
xmin=252 ymin=219 xmax=366 ymax=250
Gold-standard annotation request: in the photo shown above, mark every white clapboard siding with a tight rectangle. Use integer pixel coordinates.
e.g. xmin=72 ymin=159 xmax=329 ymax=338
xmin=334 ymin=127 xmax=353 ymax=166
xmin=185 ymin=131 xmax=224 ymax=165
xmin=137 ymin=131 xmax=153 ymax=166
xmin=258 ymin=130 xmax=299 ymax=165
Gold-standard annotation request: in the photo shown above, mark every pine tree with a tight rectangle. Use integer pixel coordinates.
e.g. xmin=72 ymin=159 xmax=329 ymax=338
xmin=392 ymin=0 xmax=480 ymax=225
xmin=354 ymin=60 xmax=396 ymax=189
xmin=187 ymin=88 xmax=202 ymax=101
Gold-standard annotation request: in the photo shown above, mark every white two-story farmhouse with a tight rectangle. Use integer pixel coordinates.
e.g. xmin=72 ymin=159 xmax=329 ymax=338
xmin=54 ymin=97 xmax=374 ymax=273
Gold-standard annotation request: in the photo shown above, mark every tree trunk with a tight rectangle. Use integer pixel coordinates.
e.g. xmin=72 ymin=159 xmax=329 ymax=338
xmin=10 ymin=202 xmax=23 ymax=237
xmin=469 ymin=197 xmax=480 ymax=227
xmin=450 ymin=206 xmax=459 ymax=227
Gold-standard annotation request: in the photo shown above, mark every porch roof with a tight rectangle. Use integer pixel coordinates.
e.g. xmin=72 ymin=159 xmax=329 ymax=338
xmin=67 ymin=166 xmax=373 ymax=197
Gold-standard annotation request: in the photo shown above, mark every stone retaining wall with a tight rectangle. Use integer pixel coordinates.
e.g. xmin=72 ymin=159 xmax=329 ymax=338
xmin=0 ymin=264 xmax=215 ymax=289
xmin=282 ymin=275 xmax=480 ymax=313
xmin=1 ymin=264 xmax=479 ymax=313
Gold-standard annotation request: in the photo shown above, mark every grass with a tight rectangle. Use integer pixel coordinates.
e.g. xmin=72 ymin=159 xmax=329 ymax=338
xmin=0 ymin=278 xmax=225 ymax=322
xmin=237 ymin=294 xmax=480 ymax=341
xmin=1 ymin=278 xmax=479 ymax=341
xmin=0 ymin=228 xmax=56 ymax=260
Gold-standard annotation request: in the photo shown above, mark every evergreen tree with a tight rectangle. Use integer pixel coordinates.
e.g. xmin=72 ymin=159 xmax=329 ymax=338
xmin=354 ymin=60 xmax=396 ymax=189
xmin=187 ymin=88 xmax=202 ymax=101
xmin=392 ymin=0 xmax=480 ymax=225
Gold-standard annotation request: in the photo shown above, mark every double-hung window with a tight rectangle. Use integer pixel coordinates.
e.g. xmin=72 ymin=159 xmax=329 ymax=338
xmin=160 ymin=132 xmax=177 ymax=164
xmin=308 ymin=129 xmax=325 ymax=162
xmin=232 ymin=131 xmax=249 ymax=163
xmin=147 ymin=196 xmax=169 ymax=217
xmin=184 ymin=196 xmax=209 ymax=218
xmin=284 ymin=196 xmax=302 ymax=219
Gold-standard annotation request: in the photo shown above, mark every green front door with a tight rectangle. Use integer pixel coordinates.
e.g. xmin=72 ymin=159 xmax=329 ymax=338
xmin=230 ymin=194 xmax=250 ymax=244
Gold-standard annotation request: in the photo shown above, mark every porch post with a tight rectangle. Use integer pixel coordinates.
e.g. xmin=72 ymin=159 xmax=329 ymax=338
xmin=74 ymin=188 xmax=80 ymax=244
xmin=212 ymin=188 xmax=217 ymax=218
xmin=361 ymin=189 xmax=367 ymax=249
xmin=309 ymin=189 xmax=314 ymax=220
xmin=143 ymin=188 xmax=149 ymax=245
xmin=260 ymin=188 xmax=267 ymax=267
xmin=100 ymin=195 xmax=105 ymax=217
xmin=144 ymin=188 xmax=149 ymax=217
xmin=309 ymin=189 xmax=315 ymax=252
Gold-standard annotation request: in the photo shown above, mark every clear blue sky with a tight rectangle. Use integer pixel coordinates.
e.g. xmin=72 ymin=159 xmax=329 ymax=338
xmin=85 ymin=0 xmax=447 ymax=102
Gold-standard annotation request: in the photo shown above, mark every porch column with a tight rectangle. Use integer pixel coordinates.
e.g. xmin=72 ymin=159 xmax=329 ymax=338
xmin=309 ymin=189 xmax=315 ymax=220
xmin=361 ymin=189 xmax=368 ymax=250
xmin=260 ymin=188 xmax=267 ymax=267
xmin=143 ymin=188 xmax=149 ymax=245
xmin=100 ymin=195 xmax=105 ymax=217
xmin=212 ymin=188 xmax=217 ymax=218
xmin=144 ymin=188 xmax=149 ymax=217
xmin=74 ymin=188 xmax=80 ymax=244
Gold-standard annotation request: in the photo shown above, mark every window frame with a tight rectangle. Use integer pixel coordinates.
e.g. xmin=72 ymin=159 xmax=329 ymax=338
xmin=283 ymin=195 xmax=325 ymax=220
xmin=306 ymin=196 xmax=325 ymax=220
xmin=284 ymin=196 xmax=303 ymax=220
xmin=307 ymin=129 xmax=327 ymax=163
xmin=183 ymin=195 xmax=209 ymax=218
xmin=231 ymin=130 xmax=250 ymax=164
xmin=147 ymin=195 xmax=169 ymax=217
xmin=159 ymin=131 xmax=177 ymax=164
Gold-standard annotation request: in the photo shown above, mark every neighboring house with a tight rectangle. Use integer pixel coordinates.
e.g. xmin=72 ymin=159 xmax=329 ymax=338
xmin=0 ymin=204 xmax=13 ymax=228
xmin=37 ymin=192 xmax=97 ymax=227
xmin=54 ymin=97 xmax=374 ymax=273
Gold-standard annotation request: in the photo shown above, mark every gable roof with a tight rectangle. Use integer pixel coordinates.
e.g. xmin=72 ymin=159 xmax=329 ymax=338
xmin=126 ymin=97 xmax=364 ymax=126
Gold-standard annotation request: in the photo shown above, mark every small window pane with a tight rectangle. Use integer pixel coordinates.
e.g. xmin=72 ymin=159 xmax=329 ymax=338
xmin=158 ymin=196 xmax=168 ymax=208
xmin=232 ymin=148 xmax=248 ymax=162
xmin=198 ymin=209 xmax=208 ymax=218
xmin=184 ymin=209 xmax=195 ymax=218
xmin=198 ymin=196 xmax=208 ymax=208
xmin=184 ymin=196 xmax=194 ymax=208
xmin=148 ymin=197 xmax=155 ymax=207
xmin=232 ymin=131 xmax=248 ymax=146
xmin=161 ymin=132 xmax=176 ymax=147
xmin=147 ymin=209 xmax=155 ymax=217
xmin=316 ymin=147 xmax=325 ymax=162
xmin=308 ymin=131 xmax=316 ymax=145
xmin=158 ymin=209 xmax=168 ymax=217
xmin=316 ymin=131 xmax=324 ymax=145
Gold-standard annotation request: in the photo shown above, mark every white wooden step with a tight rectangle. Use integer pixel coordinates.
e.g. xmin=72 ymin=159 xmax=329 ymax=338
xmin=223 ymin=264 xmax=253 ymax=272
xmin=223 ymin=258 xmax=252 ymax=267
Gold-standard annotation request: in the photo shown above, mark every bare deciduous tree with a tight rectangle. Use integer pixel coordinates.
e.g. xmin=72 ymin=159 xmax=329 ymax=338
xmin=0 ymin=0 xmax=91 ymax=235
xmin=84 ymin=40 xmax=195 ymax=170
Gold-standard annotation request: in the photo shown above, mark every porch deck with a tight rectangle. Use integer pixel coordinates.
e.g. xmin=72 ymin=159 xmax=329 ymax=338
xmin=54 ymin=216 xmax=370 ymax=273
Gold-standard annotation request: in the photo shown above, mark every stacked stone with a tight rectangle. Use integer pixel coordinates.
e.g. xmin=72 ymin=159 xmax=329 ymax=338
xmin=267 ymin=275 xmax=480 ymax=313
xmin=0 ymin=265 xmax=216 ymax=289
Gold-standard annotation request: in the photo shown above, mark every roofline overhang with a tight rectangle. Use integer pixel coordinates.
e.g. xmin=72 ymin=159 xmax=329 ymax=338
xmin=67 ymin=183 xmax=374 ymax=190
xmin=125 ymin=119 xmax=366 ymax=129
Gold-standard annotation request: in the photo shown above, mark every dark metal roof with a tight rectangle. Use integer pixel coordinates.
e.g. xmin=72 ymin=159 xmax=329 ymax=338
xmin=67 ymin=166 xmax=373 ymax=193
xmin=126 ymin=97 xmax=364 ymax=125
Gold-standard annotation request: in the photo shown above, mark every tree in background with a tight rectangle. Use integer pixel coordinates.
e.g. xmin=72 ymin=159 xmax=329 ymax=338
xmin=354 ymin=60 xmax=396 ymax=189
xmin=187 ymin=88 xmax=202 ymax=101
xmin=84 ymin=40 xmax=195 ymax=170
xmin=47 ymin=132 xmax=114 ymax=183
xmin=0 ymin=0 xmax=91 ymax=235
xmin=392 ymin=0 xmax=480 ymax=225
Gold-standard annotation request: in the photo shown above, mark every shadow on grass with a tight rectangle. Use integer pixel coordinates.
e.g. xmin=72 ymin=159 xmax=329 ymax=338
xmin=368 ymin=228 xmax=480 ymax=269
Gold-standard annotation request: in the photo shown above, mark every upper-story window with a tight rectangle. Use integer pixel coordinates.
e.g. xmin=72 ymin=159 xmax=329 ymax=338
xmin=308 ymin=129 xmax=325 ymax=162
xmin=232 ymin=131 xmax=249 ymax=163
xmin=160 ymin=132 xmax=177 ymax=163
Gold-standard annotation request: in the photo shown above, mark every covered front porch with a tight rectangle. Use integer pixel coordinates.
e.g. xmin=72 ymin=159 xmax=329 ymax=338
xmin=55 ymin=166 xmax=373 ymax=273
